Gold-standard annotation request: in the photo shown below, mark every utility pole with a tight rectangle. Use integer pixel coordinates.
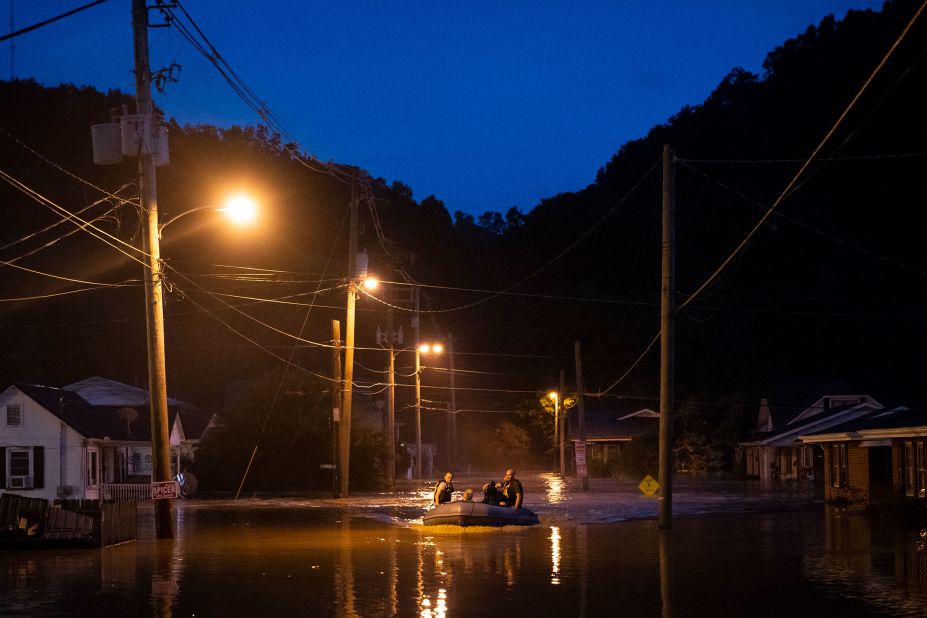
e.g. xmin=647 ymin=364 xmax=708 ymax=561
xmin=340 ymin=182 xmax=358 ymax=497
xmin=133 ymin=0 xmax=172 ymax=539
xmin=414 ymin=347 xmax=423 ymax=480
xmin=658 ymin=144 xmax=676 ymax=530
xmin=559 ymin=367 xmax=566 ymax=477
xmin=413 ymin=285 xmax=421 ymax=479
xmin=386 ymin=308 xmax=396 ymax=489
xmin=447 ymin=333 xmax=457 ymax=469
xmin=575 ymin=341 xmax=588 ymax=490
xmin=331 ymin=320 xmax=342 ymax=497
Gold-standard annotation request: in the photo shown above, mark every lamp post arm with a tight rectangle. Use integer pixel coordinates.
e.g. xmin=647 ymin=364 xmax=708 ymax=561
xmin=157 ymin=205 xmax=216 ymax=237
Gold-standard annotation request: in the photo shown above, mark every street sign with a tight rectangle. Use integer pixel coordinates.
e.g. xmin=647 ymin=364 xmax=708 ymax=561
xmin=639 ymin=474 xmax=660 ymax=496
xmin=151 ymin=480 xmax=180 ymax=500
xmin=320 ymin=464 xmax=336 ymax=470
xmin=575 ymin=441 xmax=588 ymax=478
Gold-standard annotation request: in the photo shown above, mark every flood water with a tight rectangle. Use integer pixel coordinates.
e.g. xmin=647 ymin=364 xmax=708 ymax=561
xmin=3 ymin=473 xmax=927 ymax=617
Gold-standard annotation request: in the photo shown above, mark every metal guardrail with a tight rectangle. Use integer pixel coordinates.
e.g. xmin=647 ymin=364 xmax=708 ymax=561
xmin=100 ymin=483 xmax=152 ymax=502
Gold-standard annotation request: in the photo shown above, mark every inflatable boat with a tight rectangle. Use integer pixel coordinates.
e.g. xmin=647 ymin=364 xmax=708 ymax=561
xmin=423 ymin=501 xmax=540 ymax=527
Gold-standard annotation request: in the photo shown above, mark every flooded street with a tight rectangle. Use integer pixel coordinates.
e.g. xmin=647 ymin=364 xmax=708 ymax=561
xmin=3 ymin=474 xmax=927 ymax=616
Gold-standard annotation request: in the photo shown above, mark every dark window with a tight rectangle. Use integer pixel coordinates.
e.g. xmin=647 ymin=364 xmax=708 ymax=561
xmin=9 ymin=450 xmax=29 ymax=476
xmin=831 ymin=444 xmax=848 ymax=488
xmin=5 ymin=404 xmax=22 ymax=427
xmin=919 ymin=443 xmax=927 ymax=499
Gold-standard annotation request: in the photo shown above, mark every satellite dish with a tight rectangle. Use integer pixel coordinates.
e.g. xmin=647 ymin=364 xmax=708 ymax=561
xmin=117 ymin=407 xmax=139 ymax=438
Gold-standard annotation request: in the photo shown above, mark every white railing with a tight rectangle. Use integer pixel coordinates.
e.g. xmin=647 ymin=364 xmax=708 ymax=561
xmin=101 ymin=483 xmax=152 ymax=502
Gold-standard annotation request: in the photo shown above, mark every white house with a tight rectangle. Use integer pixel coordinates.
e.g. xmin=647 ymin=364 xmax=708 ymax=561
xmin=0 ymin=377 xmax=213 ymax=502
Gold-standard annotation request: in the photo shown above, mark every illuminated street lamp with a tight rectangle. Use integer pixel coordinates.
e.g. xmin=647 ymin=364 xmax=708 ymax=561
xmin=415 ymin=341 xmax=443 ymax=479
xmin=150 ymin=194 xmax=257 ymax=523
xmin=159 ymin=193 xmax=259 ymax=236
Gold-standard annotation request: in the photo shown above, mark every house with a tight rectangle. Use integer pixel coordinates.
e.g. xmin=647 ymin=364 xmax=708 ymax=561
xmin=567 ymin=407 xmax=660 ymax=476
xmin=739 ymin=382 xmax=881 ymax=483
xmin=0 ymin=377 xmax=214 ymax=502
xmin=799 ymin=405 xmax=926 ymax=507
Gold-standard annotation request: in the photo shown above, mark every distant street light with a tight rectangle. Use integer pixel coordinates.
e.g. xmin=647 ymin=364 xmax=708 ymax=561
xmin=415 ymin=341 xmax=443 ymax=479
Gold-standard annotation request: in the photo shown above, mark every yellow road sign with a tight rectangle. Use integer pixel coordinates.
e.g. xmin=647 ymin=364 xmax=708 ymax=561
xmin=639 ymin=474 xmax=660 ymax=496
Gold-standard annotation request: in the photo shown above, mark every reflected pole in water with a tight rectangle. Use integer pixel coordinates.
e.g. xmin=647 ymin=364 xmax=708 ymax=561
xmin=659 ymin=530 xmax=675 ymax=618
xmin=151 ymin=540 xmax=179 ymax=618
xmin=335 ymin=519 xmax=357 ymax=617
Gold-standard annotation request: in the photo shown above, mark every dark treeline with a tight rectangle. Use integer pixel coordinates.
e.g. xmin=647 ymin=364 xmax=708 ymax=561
xmin=2 ymin=0 xmax=926 ymax=488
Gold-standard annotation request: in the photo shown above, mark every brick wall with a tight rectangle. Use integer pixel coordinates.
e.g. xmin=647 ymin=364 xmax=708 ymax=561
xmin=823 ymin=443 xmax=871 ymax=505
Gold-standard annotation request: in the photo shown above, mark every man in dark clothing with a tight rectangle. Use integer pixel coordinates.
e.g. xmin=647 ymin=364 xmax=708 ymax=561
xmin=499 ymin=468 xmax=524 ymax=508
xmin=433 ymin=471 xmax=454 ymax=507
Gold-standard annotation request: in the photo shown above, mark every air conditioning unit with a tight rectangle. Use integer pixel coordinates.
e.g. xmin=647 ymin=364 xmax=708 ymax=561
xmin=9 ymin=476 xmax=33 ymax=489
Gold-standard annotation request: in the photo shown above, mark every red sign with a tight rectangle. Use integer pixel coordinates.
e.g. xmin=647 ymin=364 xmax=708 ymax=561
xmin=151 ymin=481 xmax=180 ymax=500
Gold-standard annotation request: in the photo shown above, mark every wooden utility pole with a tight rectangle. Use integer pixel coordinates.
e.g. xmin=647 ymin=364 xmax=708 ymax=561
xmin=658 ymin=144 xmax=676 ymax=529
xmin=575 ymin=341 xmax=588 ymax=490
xmin=413 ymin=286 xmax=422 ymax=479
xmin=447 ymin=333 xmax=457 ymax=469
xmin=559 ymin=367 xmax=566 ymax=477
xmin=340 ymin=182 xmax=358 ymax=497
xmin=331 ymin=320 xmax=342 ymax=497
xmin=386 ymin=308 xmax=396 ymax=489
xmin=414 ymin=347 xmax=423 ymax=480
xmin=132 ymin=0 xmax=172 ymax=539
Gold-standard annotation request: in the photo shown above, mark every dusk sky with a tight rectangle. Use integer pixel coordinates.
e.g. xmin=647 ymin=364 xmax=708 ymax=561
xmin=8 ymin=1 xmax=883 ymax=216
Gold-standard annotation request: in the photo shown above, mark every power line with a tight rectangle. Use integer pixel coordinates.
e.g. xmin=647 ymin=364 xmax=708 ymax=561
xmin=678 ymin=0 xmax=927 ymax=314
xmin=0 ymin=0 xmax=107 ymax=43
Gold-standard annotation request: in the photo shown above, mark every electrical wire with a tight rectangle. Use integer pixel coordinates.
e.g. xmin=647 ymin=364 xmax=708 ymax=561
xmin=678 ymin=160 xmax=927 ymax=279
xmin=678 ymin=0 xmax=927 ymax=314
xmin=360 ymin=159 xmax=660 ymax=314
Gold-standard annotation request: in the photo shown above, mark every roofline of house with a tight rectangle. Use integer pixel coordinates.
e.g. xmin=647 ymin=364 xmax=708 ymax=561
xmin=740 ymin=402 xmax=879 ymax=447
xmin=800 ymin=425 xmax=927 ymax=443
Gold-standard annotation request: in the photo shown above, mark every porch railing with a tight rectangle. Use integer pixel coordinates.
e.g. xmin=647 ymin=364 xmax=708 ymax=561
xmin=101 ymin=483 xmax=152 ymax=502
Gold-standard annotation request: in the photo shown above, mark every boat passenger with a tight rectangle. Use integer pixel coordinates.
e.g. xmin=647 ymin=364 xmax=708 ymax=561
xmin=498 ymin=468 xmax=524 ymax=509
xmin=433 ymin=471 xmax=455 ymax=507
xmin=460 ymin=488 xmax=474 ymax=501
xmin=482 ymin=481 xmax=502 ymax=505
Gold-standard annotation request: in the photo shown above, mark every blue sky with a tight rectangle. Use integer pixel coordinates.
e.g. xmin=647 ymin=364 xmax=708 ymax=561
xmin=7 ymin=1 xmax=883 ymax=215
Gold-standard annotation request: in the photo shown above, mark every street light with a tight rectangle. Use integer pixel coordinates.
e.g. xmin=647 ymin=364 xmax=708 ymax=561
xmin=415 ymin=341 xmax=443 ymax=480
xmin=159 ymin=193 xmax=260 ymax=236
xmin=150 ymin=195 xmax=257 ymax=529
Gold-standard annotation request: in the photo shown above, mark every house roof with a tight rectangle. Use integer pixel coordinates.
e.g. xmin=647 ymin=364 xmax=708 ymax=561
xmin=567 ymin=407 xmax=659 ymax=442
xmin=12 ymin=379 xmax=211 ymax=442
xmin=761 ymin=380 xmax=864 ymax=428
xmin=799 ymin=406 xmax=927 ymax=443
xmin=65 ymin=376 xmax=195 ymax=409
xmin=741 ymin=401 xmax=880 ymax=447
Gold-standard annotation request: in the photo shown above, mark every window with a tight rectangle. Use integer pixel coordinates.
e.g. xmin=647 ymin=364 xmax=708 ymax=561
xmin=903 ymin=440 xmax=927 ymax=499
xmin=87 ymin=450 xmax=99 ymax=487
xmin=905 ymin=441 xmax=917 ymax=497
xmin=831 ymin=444 xmax=848 ymax=488
xmin=801 ymin=446 xmax=813 ymax=469
xmin=1 ymin=446 xmax=44 ymax=489
xmin=9 ymin=449 xmax=30 ymax=476
xmin=5 ymin=403 xmax=22 ymax=427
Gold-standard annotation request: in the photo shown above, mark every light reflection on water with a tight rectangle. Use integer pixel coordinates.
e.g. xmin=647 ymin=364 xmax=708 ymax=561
xmin=3 ymin=486 xmax=927 ymax=616
xmin=549 ymin=526 xmax=561 ymax=585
